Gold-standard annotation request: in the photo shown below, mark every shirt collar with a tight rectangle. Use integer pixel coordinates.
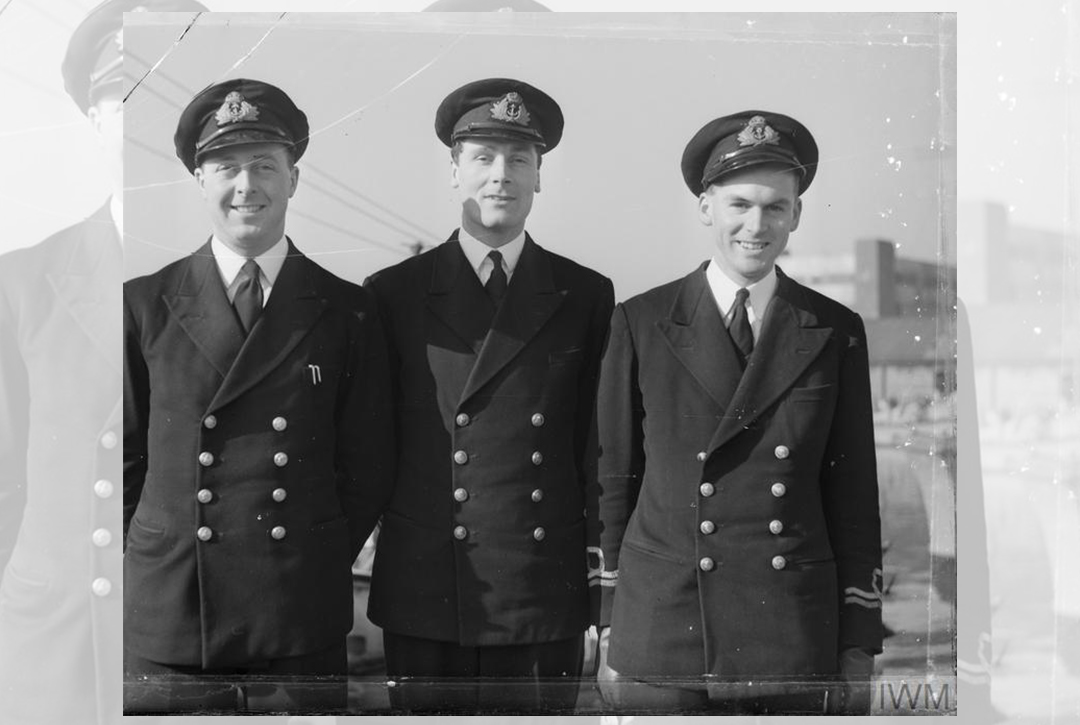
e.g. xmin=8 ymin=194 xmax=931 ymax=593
xmin=706 ymin=259 xmax=778 ymax=320
xmin=457 ymin=227 xmax=526 ymax=277
xmin=210 ymin=235 xmax=289 ymax=288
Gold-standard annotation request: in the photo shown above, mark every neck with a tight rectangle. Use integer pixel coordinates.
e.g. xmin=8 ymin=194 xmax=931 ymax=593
xmin=461 ymin=218 xmax=523 ymax=249
xmin=216 ymin=232 xmax=283 ymax=258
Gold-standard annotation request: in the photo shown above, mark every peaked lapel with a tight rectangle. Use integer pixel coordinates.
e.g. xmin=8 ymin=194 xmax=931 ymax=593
xmin=207 ymin=240 xmax=327 ymax=413
xmin=706 ymin=268 xmax=833 ymax=454
xmin=459 ymin=234 xmax=565 ymax=405
xmin=46 ymin=203 xmax=122 ymax=374
xmin=425 ymin=233 xmax=494 ymax=354
xmin=656 ymin=263 xmax=744 ymax=413
xmin=163 ymin=240 xmax=247 ymax=378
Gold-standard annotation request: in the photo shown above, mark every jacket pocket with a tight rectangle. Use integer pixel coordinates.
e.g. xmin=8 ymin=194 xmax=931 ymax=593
xmin=621 ymin=539 xmax=685 ymax=565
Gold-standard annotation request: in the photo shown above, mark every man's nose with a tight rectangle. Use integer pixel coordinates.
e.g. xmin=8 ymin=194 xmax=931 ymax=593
xmin=489 ymin=154 xmax=509 ymax=181
xmin=743 ymin=207 xmax=765 ymax=234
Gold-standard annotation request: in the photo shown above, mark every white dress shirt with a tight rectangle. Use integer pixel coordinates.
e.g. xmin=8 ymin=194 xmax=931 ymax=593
xmin=458 ymin=227 xmax=525 ymax=285
xmin=211 ymin=235 xmax=289 ymax=306
xmin=705 ymin=259 xmax=778 ymax=343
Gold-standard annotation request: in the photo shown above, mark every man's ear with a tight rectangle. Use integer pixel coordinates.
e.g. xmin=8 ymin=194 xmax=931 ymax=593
xmin=790 ymin=197 xmax=803 ymax=232
xmin=193 ymin=166 xmax=207 ymax=198
xmin=450 ymin=160 xmax=460 ymax=189
xmin=534 ymin=170 xmax=541 ymax=194
xmin=288 ymin=164 xmax=300 ymax=198
xmin=697 ymin=190 xmax=715 ymax=226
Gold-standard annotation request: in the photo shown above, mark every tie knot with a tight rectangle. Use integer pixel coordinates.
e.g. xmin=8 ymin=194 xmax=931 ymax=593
xmin=735 ymin=287 xmax=750 ymax=304
xmin=240 ymin=258 xmax=261 ymax=281
xmin=488 ymin=250 xmax=503 ymax=265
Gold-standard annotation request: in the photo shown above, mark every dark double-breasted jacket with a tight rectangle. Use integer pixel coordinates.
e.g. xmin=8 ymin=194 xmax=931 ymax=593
xmin=364 ymin=233 xmax=614 ymax=646
xmin=595 ymin=263 xmax=883 ymax=682
xmin=123 ymin=239 xmax=393 ymax=668
xmin=0 ymin=204 xmax=122 ymax=723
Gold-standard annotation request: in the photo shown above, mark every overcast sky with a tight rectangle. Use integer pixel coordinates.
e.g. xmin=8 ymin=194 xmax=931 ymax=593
xmin=118 ymin=11 xmax=950 ymax=299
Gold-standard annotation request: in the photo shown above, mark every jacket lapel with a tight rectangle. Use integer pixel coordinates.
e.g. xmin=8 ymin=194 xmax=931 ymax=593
xmin=706 ymin=268 xmax=833 ymax=454
xmin=459 ymin=235 xmax=565 ymax=405
xmin=46 ymin=203 xmax=123 ymax=374
xmin=656 ymin=263 xmax=744 ymax=413
xmin=425 ymin=234 xmax=495 ymax=353
xmin=163 ymin=240 xmax=247 ymax=378
xmin=207 ymin=240 xmax=327 ymax=413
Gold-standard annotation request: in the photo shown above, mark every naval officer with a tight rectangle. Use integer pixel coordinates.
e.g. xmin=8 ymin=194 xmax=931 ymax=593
xmin=594 ymin=111 xmax=883 ymax=714
xmin=123 ymin=78 xmax=394 ymax=711
xmin=363 ymin=78 xmax=614 ymax=713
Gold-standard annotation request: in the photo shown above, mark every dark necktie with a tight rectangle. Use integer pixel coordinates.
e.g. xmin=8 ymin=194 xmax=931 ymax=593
xmin=728 ymin=287 xmax=754 ymax=361
xmin=485 ymin=250 xmax=508 ymax=304
xmin=234 ymin=258 xmax=263 ymax=334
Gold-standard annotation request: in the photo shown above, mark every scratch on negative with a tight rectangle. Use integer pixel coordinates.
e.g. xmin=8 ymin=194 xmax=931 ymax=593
xmin=310 ymin=34 xmax=467 ymax=142
xmin=124 ymin=12 xmax=204 ymax=104
xmin=0 ymin=0 xmax=14 ymax=22
xmin=219 ymin=12 xmax=288 ymax=76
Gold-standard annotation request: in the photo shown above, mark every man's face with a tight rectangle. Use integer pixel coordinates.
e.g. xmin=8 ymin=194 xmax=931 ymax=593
xmin=698 ymin=165 xmax=802 ymax=286
xmin=194 ymin=143 xmax=298 ymax=256
xmin=451 ymin=138 xmax=540 ymax=244
xmin=88 ymin=96 xmax=123 ymax=199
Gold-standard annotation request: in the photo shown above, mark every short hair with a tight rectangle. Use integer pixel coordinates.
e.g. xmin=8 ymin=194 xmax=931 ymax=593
xmin=451 ymin=140 xmax=542 ymax=169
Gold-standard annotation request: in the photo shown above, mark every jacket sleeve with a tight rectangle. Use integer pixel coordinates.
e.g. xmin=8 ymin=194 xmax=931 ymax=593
xmin=122 ymin=291 xmax=151 ymax=547
xmin=335 ymin=288 xmax=396 ymax=560
xmin=0 ymin=272 xmax=29 ymax=573
xmin=579 ymin=277 xmax=615 ymax=625
xmin=590 ymin=301 xmax=646 ymax=626
xmin=820 ymin=313 xmax=884 ymax=655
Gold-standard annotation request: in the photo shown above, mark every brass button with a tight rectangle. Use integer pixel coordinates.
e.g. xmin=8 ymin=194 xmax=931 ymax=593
xmin=699 ymin=482 xmax=715 ymax=497
xmin=453 ymin=450 xmax=469 ymax=465
xmin=453 ymin=487 xmax=469 ymax=502
xmin=771 ymin=482 xmax=787 ymax=498
xmin=272 ymin=488 xmax=287 ymax=503
xmin=699 ymin=520 xmax=716 ymax=535
xmin=91 ymin=578 xmax=112 ymax=597
xmin=453 ymin=525 xmax=468 ymax=540
xmin=531 ymin=488 xmax=544 ymax=503
xmin=94 ymin=479 xmax=114 ymax=499
xmin=772 ymin=555 xmax=787 ymax=570
xmin=774 ymin=445 xmax=790 ymax=460
xmin=198 ymin=452 xmax=214 ymax=467
xmin=273 ymin=452 xmax=288 ymax=467
xmin=533 ymin=527 xmax=546 ymax=541
xmin=91 ymin=528 xmax=112 ymax=547
xmin=456 ymin=413 xmax=471 ymax=427
xmin=270 ymin=526 xmax=287 ymax=540
xmin=696 ymin=451 xmax=707 ymax=462
xmin=196 ymin=488 xmax=213 ymax=504
xmin=197 ymin=526 xmax=213 ymax=542
xmin=100 ymin=431 xmax=118 ymax=450
xmin=272 ymin=416 xmax=287 ymax=432
xmin=531 ymin=451 xmax=543 ymax=465
xmin=203 ymin=415 xmax=218 ymax=429
xmin=531 ymin=413 xmax=545 ymax=427
xmin=769 ymin=519 xmax=784 ymax=535
xmin=699 ymin=557 xmax=715 ymax=572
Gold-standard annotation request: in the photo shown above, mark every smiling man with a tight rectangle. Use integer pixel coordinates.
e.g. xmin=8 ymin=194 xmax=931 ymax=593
xmin=594 ymin=111 xmax=883 ymax=714
xmin=122 ymin=79 xmax=393 ymax=712
xmin=363 ymin=78 xmax=614 ymax=713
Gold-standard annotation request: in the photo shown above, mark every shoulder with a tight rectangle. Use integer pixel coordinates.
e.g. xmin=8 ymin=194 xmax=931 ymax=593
xmin=620 ymin=273 xmax=687 ymax=319
xmin=778 ymin=267 xmax=864 ymax=331
xmin=535 ymin=245 xmax=612 ymax=290
xmin=123 ymin=253 xmax=192 ymax=299
xmin=292 ymin=251 xmax=374 ymax=312
xmin=0 ymin=216 xmax=92 ymax=286
xmin=364 ymin=244 xmax=437 ymax=294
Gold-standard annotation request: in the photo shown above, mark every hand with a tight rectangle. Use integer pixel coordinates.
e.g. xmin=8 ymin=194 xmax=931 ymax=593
xmin=596 ymin=626 xmax=622 ymax=708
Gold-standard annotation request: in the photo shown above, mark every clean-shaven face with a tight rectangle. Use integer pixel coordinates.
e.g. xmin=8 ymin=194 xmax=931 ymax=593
xmin=698 ymin=164 xmax=802 ymax=286
xmin=194 ymin=142 xmax=298 ymax=256
xmin=452 ymin=138 xmax=540 ymax=246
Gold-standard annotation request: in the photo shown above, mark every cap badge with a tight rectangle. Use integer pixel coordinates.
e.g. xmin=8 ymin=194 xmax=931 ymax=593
xmin=215 ymin=91 xmax=260 ymax=126
xmin=738 ymin=115 xmax=781 ymax=147
xmin=490 ymin=92 xmax=531 ymax=126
